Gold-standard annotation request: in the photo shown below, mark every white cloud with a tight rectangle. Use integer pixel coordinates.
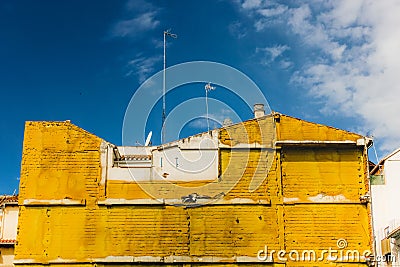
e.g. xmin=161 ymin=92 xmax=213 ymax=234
xmin=257 ymin=45 xmax=289 ymax=61
xmin=257 ymin=5 xmax=288 ymax=17
xmin=110 ymin=0 xmax=160 ymax=39
xmin=111 ymin=0 xmax=163 ymax=84
xmin=324 ymin=0 xmax=363 ymax=28
xmin=126 ymin=55 xmax=162 ymax=83
xmin=254 ymin=20 xmax=267 ymax=32
xmin=289 ymin=0 xmax=400 ymax=153
xmin=151 ymin=38 xmax=164 ymax=49
xmin=111 ymin=11 xmax=159 ymax=38
xmin=287 ymin=5 xmax=349 ymax=61
xmin=187 ymin=118 xmax=213 ymax=129
xmin=241 ymin=0 xmax=263 ymax=10
xmin=256 ymin=44 xmax=292 ymax=68
xmin=188 ymin=111 xmax=233 ymax=130
xmin=237 ymin=0 xmax=287 ymax=31
xmin=229 ymin=21 xmax=247 ymax=39
xmin=279 ymin=59 xmax=294 ymax=69
xmin=237 ymin=0 xmax=400 ymax=154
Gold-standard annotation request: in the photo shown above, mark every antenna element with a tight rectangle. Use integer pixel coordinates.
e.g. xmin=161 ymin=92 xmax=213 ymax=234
xmin=162 ymin=29 xmax=177 ymax=144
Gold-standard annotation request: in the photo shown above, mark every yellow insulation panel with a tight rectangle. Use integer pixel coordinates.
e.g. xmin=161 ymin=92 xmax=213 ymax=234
xmin=16 ymin=206 xmax=189 ymax=262
xmin=219 ymin=116 xmax=276 ymax=147
xmin=219 ymin=149 xmax=273 ymax=200
xmin=277 ymin=114 xmax=362 ymax=141
xmin=19 ymin=121 xmax=102 ymax=202
xmin=17 ymin=205 xmax=280 ymax=263
xmin=188 ymin=205 xmax=279 ymax=257
xmin=281 ymin=147 xmax=365 ymax=202
xmin=284 ymin=204 xmax=371 ymax=263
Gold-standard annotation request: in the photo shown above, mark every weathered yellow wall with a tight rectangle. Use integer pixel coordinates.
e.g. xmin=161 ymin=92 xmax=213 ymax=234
xmin=0 ymin=246 xmax=15 ymax=267
xmin=15 ymin=115 xmax=372 ymax=266
xmin=19 ymin=121 xmax=103 ymax=203
xmin=276 ymin=114 xmax=362 ymax=141
xmin=281 ymin=147 xmax=365 ymax=202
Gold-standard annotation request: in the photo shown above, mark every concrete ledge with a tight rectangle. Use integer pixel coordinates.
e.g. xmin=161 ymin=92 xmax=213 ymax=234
xmin=275 ymin=140 xmax=357 ymax=147
xmin=15 ymin=256 xmax=271 ymax=264
xmin=97 ymin=198 xmax=270 ymax=206
xmin=13 ymin=259 xmax=35 ymax=264
xmin=97 ymin=198 xmax=164 ymax=205
xmin=206 ymin=198 xmax=270 ymax=205
xmin=23 ymin=199 xmax=86 ymax=206
xmin=219 ymin=143 xmax=274 ymax=149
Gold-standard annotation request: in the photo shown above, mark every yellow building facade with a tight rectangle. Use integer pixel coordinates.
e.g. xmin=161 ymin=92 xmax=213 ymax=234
xmin=15 ymin=113 xmax=373 ymax=266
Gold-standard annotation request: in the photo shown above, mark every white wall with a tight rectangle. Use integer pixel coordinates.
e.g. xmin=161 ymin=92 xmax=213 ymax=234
xmin=151 ymin=132 xmax=218 ymax=181
xmin=371 ymin=150 xmax=400 ymax=265
xmin=0 ymin=205 xmax=18 ymax=241
xmin=0 ymin=203 xmax=18 ymax=267
xmin=108 ymin=131 xmax=219 ymax=183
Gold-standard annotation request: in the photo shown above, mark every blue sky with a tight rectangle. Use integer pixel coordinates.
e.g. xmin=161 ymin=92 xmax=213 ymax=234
xmin=1 ymin=0 xmax=400 ymax=194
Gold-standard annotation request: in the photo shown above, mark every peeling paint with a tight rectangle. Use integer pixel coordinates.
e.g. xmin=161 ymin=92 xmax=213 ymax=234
xmin=308 ymin=193 xmax=350 ymax=203
xmin=283 ymin=197 xmax=300 ymax=203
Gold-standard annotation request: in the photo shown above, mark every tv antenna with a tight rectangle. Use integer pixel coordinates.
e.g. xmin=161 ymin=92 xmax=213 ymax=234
xmin=205 ymin=82 xmax=216 ymax=132
xmin=162 ymin=29 xmax=177 ymax=144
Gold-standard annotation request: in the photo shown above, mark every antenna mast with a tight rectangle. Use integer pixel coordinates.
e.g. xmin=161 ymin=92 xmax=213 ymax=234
xmin=205 ymin=83 xmax=216 ymax=132
xmin=162 ymin=29 xmax=177 ymax=144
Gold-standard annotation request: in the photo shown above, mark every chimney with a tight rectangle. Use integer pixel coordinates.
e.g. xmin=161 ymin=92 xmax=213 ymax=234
xmin=253 ymin=104 xmax=265 ymax=118
xmin=222 ymin=118 xmax=233 ymax=126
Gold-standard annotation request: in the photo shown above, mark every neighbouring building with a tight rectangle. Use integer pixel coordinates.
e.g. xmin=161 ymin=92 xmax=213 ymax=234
xmin=370 ymin=148 xmax=400 ymax=266
xmin=15 ymin=105 xmax=374 ymax=266
xmin=0 ymin=195 xmax=18 ymax=267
